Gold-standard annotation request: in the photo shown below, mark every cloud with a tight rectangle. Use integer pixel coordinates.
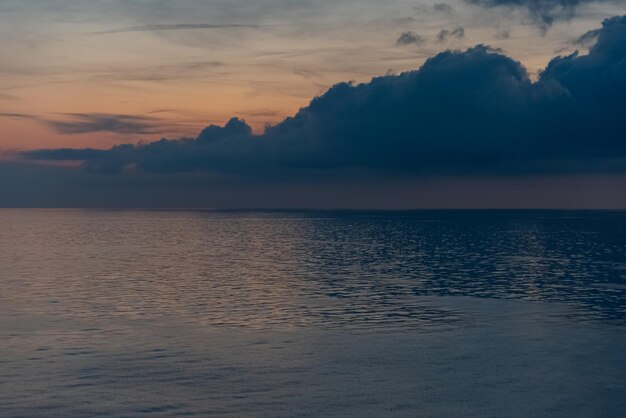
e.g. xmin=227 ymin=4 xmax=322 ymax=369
xmin=414 ymin=3 xmax=455 ymax=14
xmin=4 ymin=160 xmax=626 ymax=209
xmin=392 ymin=17 xmax=415 ymax=25
xmin=464 ymin=0 xmax=598 ymax=31
xmin=437 ymin=27 xmax=465 ymax=42
xmin=496 ymin=28 xmax=511 ymax=39
xmin=0 ymin=112 xmax=35 ymax=119
xmin=45 ymin=113 xmax=163 ymax=135
xmin=90 ymin=61 xmax=225 ymax=83
xmin=396 ymin=31 xmax=426 ymax=46
xmin=0 ymin=112 xmax=167 ymax=135
xmin=574 ymin=28 xmax=601 ymax=46
xmin=21 ymin=15 xmax=626 ymax=179
xmin=239 ymin=109 xmax=284 ymax=118
xmin=93 ymin=23 xmax=261 ymax=35
xmin=433 ymin=3 xmax=455 ymax=13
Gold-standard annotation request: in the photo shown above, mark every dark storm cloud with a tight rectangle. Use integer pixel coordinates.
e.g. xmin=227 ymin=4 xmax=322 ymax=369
xmin=396 ymin=31 xmax=425 ymax=46
xmin=465 ymin=0 xmax=599 ymax=31
xmin=436 ymin=27 xmax=465 ymax=43
xmin=22 ymin=15 xmax=626 ymax=178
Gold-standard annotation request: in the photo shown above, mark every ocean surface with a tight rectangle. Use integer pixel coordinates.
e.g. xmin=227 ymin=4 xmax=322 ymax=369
xmin=1 ymin=209 xmax=625 ymax=417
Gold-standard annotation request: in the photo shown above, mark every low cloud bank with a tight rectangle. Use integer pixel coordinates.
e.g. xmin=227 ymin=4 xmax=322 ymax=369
xmin=23 ymin=16 xmax=626 ymax=178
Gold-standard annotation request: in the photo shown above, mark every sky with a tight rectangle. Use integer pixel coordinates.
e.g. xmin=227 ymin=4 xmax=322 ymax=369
xmin=1 ymin=0 xmax=625 ymax=208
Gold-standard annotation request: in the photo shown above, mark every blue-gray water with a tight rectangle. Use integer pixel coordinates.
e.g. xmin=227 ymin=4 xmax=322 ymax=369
xmin=1 ymin=210 xmax=625 ymax=417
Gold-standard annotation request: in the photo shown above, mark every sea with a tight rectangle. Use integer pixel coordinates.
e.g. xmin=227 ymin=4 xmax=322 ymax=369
xmin=1 ymin=209 xmax=625 ymax=417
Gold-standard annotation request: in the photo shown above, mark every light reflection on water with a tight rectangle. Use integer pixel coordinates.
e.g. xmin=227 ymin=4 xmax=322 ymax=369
xmin=1 ymin=209 xmax=624 ymax=327
xmin=1 ymin=210 xmax=625 ymax=417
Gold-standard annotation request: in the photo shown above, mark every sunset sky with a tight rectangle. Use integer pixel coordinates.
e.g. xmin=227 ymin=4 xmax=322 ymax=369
xmin=1 ymin=0 xmax=625 ymax=208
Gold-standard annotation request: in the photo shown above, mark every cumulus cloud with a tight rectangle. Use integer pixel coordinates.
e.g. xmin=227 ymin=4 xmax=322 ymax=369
xmin=22 ymin=15 xmax=626 ymax=178
xmin=396 ymin=31 xmax=425 ymax=46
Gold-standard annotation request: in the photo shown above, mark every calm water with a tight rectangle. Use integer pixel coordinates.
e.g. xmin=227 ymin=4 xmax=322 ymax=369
xmin=1 ymin=210 xmax=625 ymax=417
